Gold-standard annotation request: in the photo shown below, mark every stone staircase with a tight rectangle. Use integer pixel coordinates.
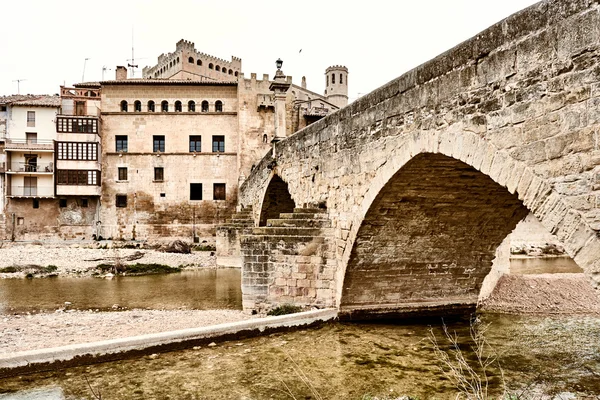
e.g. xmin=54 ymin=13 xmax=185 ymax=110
xmin=215 ymin=206 xmax=254 ymax=268
xmin=240 ymin=207 xmax=336 ymax=313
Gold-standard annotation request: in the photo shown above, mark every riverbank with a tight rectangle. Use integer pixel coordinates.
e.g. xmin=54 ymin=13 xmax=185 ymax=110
xmin=0 ymin=242 xmax=215 ymax=278
xmin=0 ymin=309 xmax=254 ymax=354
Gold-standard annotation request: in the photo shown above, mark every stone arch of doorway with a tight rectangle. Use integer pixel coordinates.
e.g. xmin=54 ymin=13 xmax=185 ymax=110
xmin=334 ymin=130 xmax=600 ymax=311
xmin=257 ymin=174 xmax=296 ymax=227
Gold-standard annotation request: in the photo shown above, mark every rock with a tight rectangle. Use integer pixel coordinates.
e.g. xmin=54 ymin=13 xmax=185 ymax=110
xmin=161 ymin=240 xmax=192 ymax=254
xmin=208 ymin=342 xmax=217 ymax=347
xmin=148 ymin=353 xmax=159 ymax=359
xmin=64 ymin=302 xmax=72 ymax=306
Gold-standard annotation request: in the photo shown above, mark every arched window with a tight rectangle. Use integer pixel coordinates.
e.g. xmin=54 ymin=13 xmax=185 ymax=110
xmin=326 ymin=76 xmax=329 ymax=86
xmin=188 ymin=57 xmax=194 ymax=63
xmin=340 ymin=74 xmax=343 ymax=84
xmin=332 ymin=74 xmax=335 ymax=84
xmin=209 ymin=63 xmax=214 ymax=69
xmin=175 ymin=101 xmax=182 ymax=112
xmin=197 ymin=59 xmax=202 ymax=66
xmin=148 ymin=100 xmax=155 ymax=112
xmin=263 ymin=134 xmax=268 ymax=143
xmin=177 ymin=57 xmax=180 ymax=63
xmin=188 ymin=100 xmax=196 ymax=112
xmin=120 ymin=100 xmax=128 ymax=112
xmin=134 ymin=100 xmax=141 ymax=112
xmin=169 ymin=61 xmax=173 ymax=68
xmin=234 ymin=71 xmax=238 ymax=77
xmin=228 ymin=69 xmax=233 ymax=75
xmin=215 ymin=100 xmax=223 ymax=112
xmin=161 ymin=100 xmax=168 ymax=112
xmin=215 ymin=65 xmax=220 ymax=72
xmin=201 ymin=100 xmax=209 ymax=112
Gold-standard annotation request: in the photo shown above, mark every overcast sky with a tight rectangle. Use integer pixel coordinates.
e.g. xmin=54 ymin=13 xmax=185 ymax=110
xmin=1 ymin=0 xmax=540 ymax=101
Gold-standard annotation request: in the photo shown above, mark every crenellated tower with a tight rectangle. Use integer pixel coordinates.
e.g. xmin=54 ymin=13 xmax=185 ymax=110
xmin=324 ymin=65 xmax=348 ymax=108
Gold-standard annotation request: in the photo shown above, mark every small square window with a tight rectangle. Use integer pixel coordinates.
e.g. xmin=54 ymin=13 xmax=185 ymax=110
xmin=154 ymin=167 xmax=164 ymax=181
xmin=213 ymin=183 xmax=226 ymax=200
xmin=32 ymin=199 xmax=39 ymax=209
xmin=153 ymin=135 xmax=165 ymax=152
xmin=190 ymin=183 xmax=202 ymax=200
xmin=59 ymin=198 xmax=67 ymax=208
xmin=17 ymin=217 xmax=24 ymax=226
xmin=160 ymin=193 xmax=166 ymax=197
xmin=81 ymin=198 xmax=89 ymax=208
xmin=118 ymin=167 xmax=127 ymax=181
xmin=116 ymin=195 xmax=127 ymax=207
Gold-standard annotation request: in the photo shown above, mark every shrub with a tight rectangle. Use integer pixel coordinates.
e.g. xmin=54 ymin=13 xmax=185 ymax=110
xmin=0 ymin=266 xmax=19 ymax=273
xmin=267 ymin=304 xmax=303 ymax=316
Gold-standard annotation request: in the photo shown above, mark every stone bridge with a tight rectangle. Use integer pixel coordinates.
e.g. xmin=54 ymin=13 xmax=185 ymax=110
xmin=222 ymin=0 xmax=600 ymax=318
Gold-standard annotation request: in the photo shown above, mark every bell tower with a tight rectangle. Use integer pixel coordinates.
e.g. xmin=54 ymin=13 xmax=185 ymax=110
xmin=325 ymin=65 xmax=348 ymax=108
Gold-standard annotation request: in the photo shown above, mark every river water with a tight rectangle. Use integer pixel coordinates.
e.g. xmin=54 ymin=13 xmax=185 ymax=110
xmin=1 ymin=257 xmax=598 ymax=398
xmin=1 ymin=313 xmax=599 ymax=399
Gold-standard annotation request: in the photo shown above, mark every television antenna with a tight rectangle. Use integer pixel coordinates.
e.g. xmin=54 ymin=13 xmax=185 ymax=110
xmin=82 ymin=58 xmax=91 ymax=82
xmin=12 ymin=79 xmax=26 ymax=94
xmin=102 ymin=66 xmax=112 ymax=81
xmin=127 ymin=28 xmax=147 ymax=78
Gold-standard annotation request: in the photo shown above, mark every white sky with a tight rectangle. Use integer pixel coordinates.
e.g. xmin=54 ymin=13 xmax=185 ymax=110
xmin=1 ymin=0 xmax=540 ymax=101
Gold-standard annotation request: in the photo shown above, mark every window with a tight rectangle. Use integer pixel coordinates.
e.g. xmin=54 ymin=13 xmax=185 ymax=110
xmin=326 ymin=75 xmax=329 ymax=86
xmin=215 ymin=65 xmax=220 ymax=72
xmin=148 ymin=101 xmax=155 ymax=112
xmin=332 ymin=74 xmax=335 ymax=84
xmin=116 ymin=135 xmax=128 ymax=152
xmin=120 ymin=100 xmax=128 ymax=112
xmin=56 ymin=117 xmax=98 ymax=133
xmin=57 ymin=142 xmax=98 ymax=160
xmin=27 ymin=111 xmax=35 ymax=127
xmin=213 ymin=183 xmax=226 ymax=200
xmin=188 ymin=57 xmax=194 ymax=63
xmin=215 ymin=100 xmax=223 ymax=112
xmin=228 ymin=69 xmax=233 ymax=75
xmin=118 ymin=167 xmax=128 ymax=181
xmin=0 ymin=106 xmax=7 ymax=112
xmin=153 ymin=135 xmax=165 ymax=152
xmin=201 ymin=100 xmax=209 ymax=112
xmin=56 ymin=170 xmax=99 ymax=185
xmin=340 ymin=74 xmax=343 ymax=84
xmin=134 ymin=100 xmax=141 ymax=112
xmin=188 ymin=101 xmax=195 ymax=112
xmin=161 ymin=101 xmax=168 ymax=112
xmin=234 ymin=71 xmax=238 ymax=77
xmin=209 ymin=63 xmax=214 ymax=69
xmin=116 ymin=195 xmax=127 ymax=208
xmin=59 ymin=199 xmax=67 ymax=208
xmin=190 ymin=183 xmax=202 ymax=200
xmin=175 ymin=101 xmax=182 ymax=112
xmin=197 ymin=59 xmax=202 ymax=66
xmin=81 ymin=198 xmax=89 ymax=208
xmin=160 ymin=193 xmax=166 ymax=197
xmin=189 ymin=135 xmax=201 ymax=152
xmin=212 ymin=135 xmax=225 ymax=152
xmin=154 ymin=167 xmax=164 ymax=181
xmin=32 ymin=199 xmax=39 ymax=209
xmin=26 ymin=132 xmax=37 ymax=144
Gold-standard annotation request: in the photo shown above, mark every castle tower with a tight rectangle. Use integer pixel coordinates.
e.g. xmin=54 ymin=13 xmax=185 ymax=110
xmin=324 ymin=66 xmax=348 ymax=108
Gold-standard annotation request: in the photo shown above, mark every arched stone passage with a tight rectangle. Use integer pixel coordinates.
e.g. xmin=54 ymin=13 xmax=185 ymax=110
xmin=258 ymin=175 xmax=295 ymax=227
xmin=340 ymin=153 xmax=529 ymax=315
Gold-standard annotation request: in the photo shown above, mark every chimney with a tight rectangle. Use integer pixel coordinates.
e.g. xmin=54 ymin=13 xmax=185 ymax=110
xmin=116 ymin=66 xmax=128 ymax=80
xmin=301 ymin=76 xmax=306 ymax=89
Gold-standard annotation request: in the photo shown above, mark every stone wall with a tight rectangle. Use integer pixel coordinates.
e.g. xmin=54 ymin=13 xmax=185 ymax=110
xmin=239 ymin=0 xmax=600 ymax=313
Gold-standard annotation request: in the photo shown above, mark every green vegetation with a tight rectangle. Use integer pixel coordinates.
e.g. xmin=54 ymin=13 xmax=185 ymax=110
xmin=266 ymin=304 xmax=303 ymax=316
xmin=1 ymin=265 xmax=57 ymax=275
xmin=96 ymin=263 xmax=181 ymax=275
xmin=192 ymin=244 xmax=216 ymax=252
xmin=0 ymin=266 xmax=18 ymax=273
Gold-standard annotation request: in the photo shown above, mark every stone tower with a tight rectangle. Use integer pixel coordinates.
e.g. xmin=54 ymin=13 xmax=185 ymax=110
xmin=324 ymin=65 xmax=348 ymax=108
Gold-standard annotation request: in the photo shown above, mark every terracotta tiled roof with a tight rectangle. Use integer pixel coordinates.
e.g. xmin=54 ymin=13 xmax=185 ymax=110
xmin=0 ymin=94 xmax=60 ymax=107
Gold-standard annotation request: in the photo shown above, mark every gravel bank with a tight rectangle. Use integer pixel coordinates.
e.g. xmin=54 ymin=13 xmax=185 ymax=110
xmin=0 ymin=309 xmax=254 ymax=354
xmin=480 ymin=273 xmax=600 ymax=314
xmin=0 ymin=243 xmax=215 ymax=278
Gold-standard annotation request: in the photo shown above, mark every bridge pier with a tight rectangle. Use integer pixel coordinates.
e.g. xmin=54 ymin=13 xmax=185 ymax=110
xmin=240 ymin=207 xmax=336 ymax=313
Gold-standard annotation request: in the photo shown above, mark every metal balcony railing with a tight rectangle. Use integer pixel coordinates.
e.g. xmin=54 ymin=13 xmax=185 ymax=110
xmin=8 ymin=162 xmax=54 ymax=173
xmin=8 ymin=186 xmax=54 ymax=197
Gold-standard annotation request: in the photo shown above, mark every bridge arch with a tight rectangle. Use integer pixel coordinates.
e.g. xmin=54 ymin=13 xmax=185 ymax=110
xmin=258 ymin=174 xmax=296 ymax=227
xmin=335 ymin=130 xmax=598 ymax=312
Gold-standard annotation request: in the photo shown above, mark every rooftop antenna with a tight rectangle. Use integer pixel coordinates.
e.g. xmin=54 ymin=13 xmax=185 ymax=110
xmin=128 ymin=27 xmax=138 ymax=78
xmin=102 ymin=66 xmax=112 ymax=81
xmin=82 ymin=58 xmax=91 ymax=82
xmin=12 ymin=79 xmax=26 ymax=94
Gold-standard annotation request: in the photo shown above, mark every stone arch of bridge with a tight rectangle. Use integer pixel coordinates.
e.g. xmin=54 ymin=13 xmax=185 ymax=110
xmin=257 ymin=173 xmax=296 ymax=227
xmin=335 ymin=130 xmax=600 ymax=311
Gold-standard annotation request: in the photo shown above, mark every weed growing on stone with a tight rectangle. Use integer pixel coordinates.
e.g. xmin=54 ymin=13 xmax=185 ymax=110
xmin=267 ymin=304 xmax=303 ymax=316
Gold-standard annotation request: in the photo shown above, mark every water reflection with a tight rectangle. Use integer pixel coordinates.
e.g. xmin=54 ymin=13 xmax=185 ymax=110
xmin=510 ymin=256 xmax=583 ymax=274
xmin=0 ymin=269 xmax=242 ymax=314
xmin=1 ymin=314 xmax=599 ymax=399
